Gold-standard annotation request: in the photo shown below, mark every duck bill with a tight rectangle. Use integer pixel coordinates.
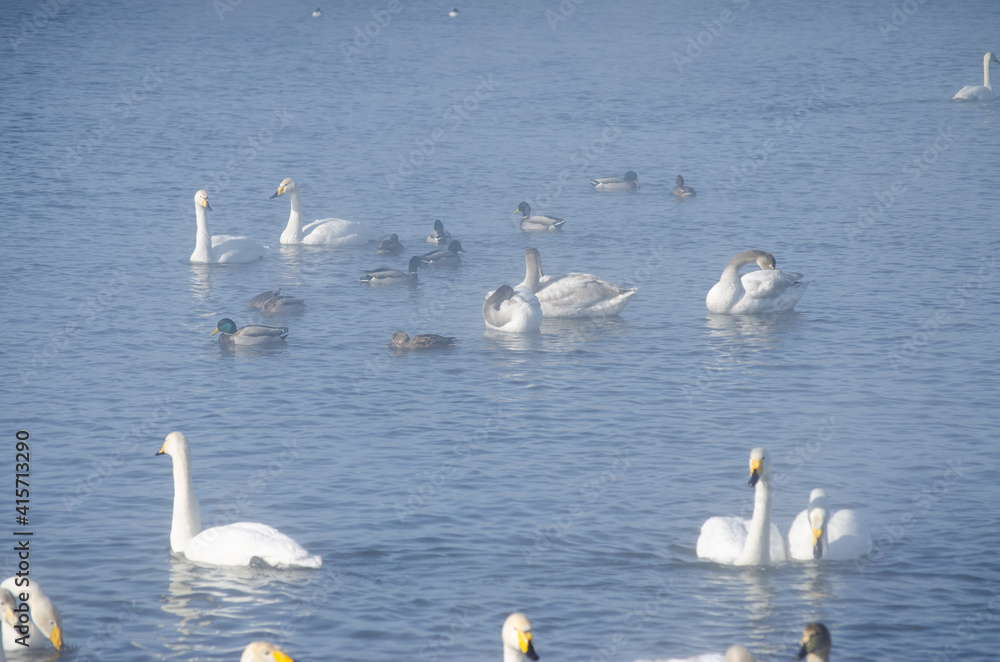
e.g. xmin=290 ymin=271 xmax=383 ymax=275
xmin=210 ymin=328 xmax=221 ymax=336
xmin=795 ymin=642 xmax=808 ymax=660
xmin=747 ymin=458 xmax=762 ymax=487
xmin=812 ymin=527 xmax=824 ymax=559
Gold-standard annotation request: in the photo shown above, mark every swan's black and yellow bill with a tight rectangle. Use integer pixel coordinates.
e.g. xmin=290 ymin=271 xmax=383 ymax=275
xmin=519 ymin=629 xmax=539 ymax=661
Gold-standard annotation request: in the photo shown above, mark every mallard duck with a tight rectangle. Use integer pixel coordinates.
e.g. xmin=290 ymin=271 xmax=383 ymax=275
xmin=954 ymin=51 xmax=999 ymax=101
xmin=361 ymin=256 xmax=421 ymax=284
xmin=189 ymin=190 xmax=266 ymax=264
xmin=420 ymin=240 xmax=465 ymax=267
xmin=426 ymin=219 xmax=452 ymax=245
xmin=788 ymin=489 xmax=869 ymax=561
xmin=1 ymin=578 xmax=62 ymax=651
xmin=249 ymin=289 xmax=306 ymax=315
xmin=515 ymin=202 xmax=565 ymax=231
xmin=269 ymin=177 xmax=381 ymax=245
xmin=483 ymin=285 xmax=542 ymax=333
xmin=521 ymin=247 xmax=637 ymax=318
xmin=242 ymin=641 xmax=295 ymax=662
xmin=796 ymin=623 xmax=831 ymax=662
xmin=590 ymin=170 xmax=639 ymax=191
xmin=377 ymin=233 xmax=404 ymax=255
xmin=388 ymin=331 xmax=456 ymax=349
xmin=210 ymin=318 xmax=289 ymax=347
xmin=672 ymin=175 xmax=696 ymax=197
xmin=706 ymin=250 xmax=807 ymax=314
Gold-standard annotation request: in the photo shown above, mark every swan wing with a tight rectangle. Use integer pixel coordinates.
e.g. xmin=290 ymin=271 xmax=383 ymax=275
xmin=787 ymin=509 xmax=814 ymax=560
xmin=301 ymin=218 xmax=380 ymax=246
xmin=768 ymin=522 xmax=788 ymax=562
xmin=184 ymin=521 xmax=322 ymax=568
xmin=210 ymin=235 xmax=266 ymax=264
xmin=696 ymin=516 xmax=748 ymax=564
xmin=825 ymin=509 xmax=870 ymax=560
xmin=536 ymin=273 xmax=637 ymax=317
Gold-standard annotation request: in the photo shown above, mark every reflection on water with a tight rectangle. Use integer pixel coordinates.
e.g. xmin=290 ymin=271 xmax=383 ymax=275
xmin=540 ymin=317 xmax=631 ymax=351
xmin=704 ymin=311 xmax=804 ymax=344
xmin=188 ymin=264 xmax=214 ymax=302
xmin=482 ymin=330 xmax=543 ymax=352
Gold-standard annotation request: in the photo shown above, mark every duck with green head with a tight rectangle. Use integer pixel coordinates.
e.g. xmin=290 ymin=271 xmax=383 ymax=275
xmin=211 ymin=318 xmax=289 ymax=347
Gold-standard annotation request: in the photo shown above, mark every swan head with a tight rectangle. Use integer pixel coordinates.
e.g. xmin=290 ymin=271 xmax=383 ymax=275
xmin=805 ymin=488 xmax=830 ymax=558
xmin=194 ymin=189 xmax=212 ymax=211
xmin=755 ymin=252 xmax=776 ymax=270
xmin=747 ymin=447 xmax=770 ymax=487
xmin=447 ymin=240 xmax=466 ymax=253
xmin=241 ymin=641 xmax=295 ymax=662
xmin=502 ymin=613 xmax=539 ymax=661
xmin=157 ymin=431 xmax=191 ymax=459
xmin=270 ymin=177 xmax=298 ymax=200
xmin=724 ymin=644 xmax=755 ymax=662
xmin=31 ymin=596 xmax=62 ymax=650
xmin=987 ymin=51 xmax=999 ymax=65
xmin=211 ymin=318 xmax=239 ymax=336
xmin=796 ymin=623 xmax=831 ymax=661
xmin=516 ymin=201 xmax=531 ymax=218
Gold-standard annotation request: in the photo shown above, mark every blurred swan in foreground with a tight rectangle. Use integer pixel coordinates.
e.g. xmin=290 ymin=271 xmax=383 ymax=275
xmin=954 ymin=51 xmax=998 ymax=101
xmin=242 ymin=641 xmax=294 ymax=662
xmin=590 ymin=170 xmax=639 ymax=191
xmin=516 ymin=202 xmax=565 ymax=231
xmin=270 ymin=177 xmax=381 ymax=245
xmin=706 ymin=250 xmax=807 ymax=314
xmin=189 ymin=190 xmax=266 ymax=264
xmin=697 ymin=447 xmax=787 ymax=565
xmin=502 ymin=613 xmax=538 ymax=662
xmin=1 ymin=577 xmax=62 ymax=651
xmin=788 ymin=489 xmax=869 ymax=561
xmin=520 ymin=247 xmax=637 ymax=317
xmin=796 ymin=623 xmax=831 ymax=662
xmin=672 ymin=175 xmax=696 ymax=197
xmin=635 ymin=644 xmax=755 ymax=662
xmin=156 ymin=432 xmax=322 ymax=568
xmin=249 ymin=289 xmax=306 ymax=315
xmin=211 ymin=318 xmax=289 ymax=347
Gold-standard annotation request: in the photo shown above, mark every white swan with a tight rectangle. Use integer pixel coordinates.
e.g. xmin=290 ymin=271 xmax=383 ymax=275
xmin=189 ymin=190 xmax=266 ymax=264
xmin=502 ymin=613 xmax=539 ymax=662
xmin=706 ymin=250 xmax=807 ymax=314
xmin=696 ymin=447 xmax=787 ymax=566
xmin=788 ymin=489 xmax=869 ymax=561
xmin=156 ymin=432 xmax=322 ymax=569
xmin=269 ymin=178 xmax=381 ymax=246
xmin=0 ymin=577 xmax=62 ymax=651
xmin=242 ymin=641 xmax=295 ymax=662
xmin=953 ymin=51 xmax=999 ymax=101
xmin=520 ymin=247 xmax=637 ymax=318
xmin=515 ymin=202 xmax=565 ymax=231
xmin=796 ymin=623 xmax=831 ymax=662
xmin=484 ymin=284 xmax=542 ymax=333
xmin=635 ymin=644 xmax=755 ymax=662
xmin=590 ymin=170 xmax=639 ymax=191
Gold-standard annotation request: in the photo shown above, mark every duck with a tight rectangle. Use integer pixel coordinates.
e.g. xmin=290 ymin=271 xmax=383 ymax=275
xmin=590 ymin=170 xmax=639 ymax=191
xmin=156 ymin=432 xmax=322 ymax=568
xmin=377 ymin=233 xmax=404 ymax=255
xmin=311 ymin=8 xmax=321 ymax=17
xmin=706 ymin=250 xmax=808 ymax=314
xmin=189 ymin=190 xmax=266 ymax=264
xmin=515 ymin=202 xmax=565 ymax=231
xmin=696 ymin=447 xmax=788 ymax=566
xmin=449 ymin=7 xmax=459 ymax=17
xmin=242 ymin=641 xmax=295 ymax=662
xmin=269 ymin=177 xmax=381 ymax=245
xmin=388 ymin=331 xmax=456 ymax=350
xmin=420 ymin=240 xmax=465 ymax=267
xmin=502 ymin=613 xmax=538 ymax=662
xmin=953 ymin=51 xmax=999 ymax=101
xmin=211 ymin=318 xmax=289 ymax=347
xmin=796 ymin=623 xmax=831 ymax=662
xmin=672 ymin=175 xmax=696 ymax=197
xmin=520 ymin=247 xmax=637 ymax=318
xmin=483 ymin=284 xmax=542 ymax=333
xmin=361 ymin=256 xmax=421 ymax=285
xmin=1 ymin=577 xmax=62 ymax=652
xmin=788 ymin=489 xmax=869 ymax=561
xmin=249 ymin=289 xmax=306 ymax=315
xmin=635 ymin=644 xmax=756 ymax=662
xmin=427 ymin=219 xmax=452 ymax=245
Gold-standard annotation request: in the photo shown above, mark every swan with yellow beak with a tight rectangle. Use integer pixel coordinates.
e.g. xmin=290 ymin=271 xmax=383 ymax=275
xmin=502 ymin=613 xmax=539 ymax=662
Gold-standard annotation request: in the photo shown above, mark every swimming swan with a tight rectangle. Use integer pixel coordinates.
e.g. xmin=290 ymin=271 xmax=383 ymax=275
xmin=591 ymin=170 xmax=639 ymax=191
xmin=696 ymin=447 xmax=787 ymax=566
xmin=788 ymin=489 xmax=869 ymax=561
xmin=361 ymin=256 xmax=421 ymax=284
xmin=706 ymin=250 xmax=807 ymax=314
xmin=242 ymin=641 xmax=295 ymax=662
xmin=796 ymin=623 xmax=831 ymax=662
xmin=502 ymin=613 xmax=539 ymax=662
xmin=156 ymin=432 xmax=322 ymax=568
xmin=516 ymin=202 xmax=565 ymax=231
xmin=189 ymin=190 xmax=266 ymax=264
xmin=953 ymin=51 xmax=998 ymax=101
xmin=270 ymin=177 xmax=381 ymax=245
xmin=1 ymin=577 xmax=62 ymax=651
xmin=673 ymin=175 xmax=696 ymax=198
xmin=484 ymin=285 xmax=542 ymax=333
xmin=211 ymin=318 xmax=289 ymax=347
xmin=520 ymin=247 xmax=637 ymax=318
xmin=635 ymin=644 xmax=756 ymax=662
xmin=249 ymin=289 xmax=306 ymax=315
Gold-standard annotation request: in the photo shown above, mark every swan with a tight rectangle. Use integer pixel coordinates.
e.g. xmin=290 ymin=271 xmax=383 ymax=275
xmin=242 ymin=641 xmax=295 ymax=662
xmin=515 ymin=202 xmax=565 ymax=231
xmin=590 ymin=170 xmax=639 ymax=191
xmin=1 ymin=577 xmax=62 ymax=651
xmin=796 ymin=623 xmax=831 ymax=662
xmin=377 ymin=233 xmax=404 ymax=255
xmin=502 ymin=613 xmax=538 ymax=662
xmin=388 ymin=331 xmax=456 ymax=350
xmin=484 ymin=285 xmax=542 ymax=333
xmin=427 ymin=219 xmax=452 ymax=245
xmin=420 ymin=240 xmax=466 ymax=267
xmin=156 ymin=432 xmax=322 ymax=569
xmin=788 ymin=489 xmax=869 ymax=561
xmin=953 ymin=51 xmax=999 ymax=101
xmin=0 ymin=588 xmax=13 ymax=658
xmin=635 ymin=644 xmax=756 ymax=662
xmin=269 ymin=178 xmax=381 ymax=245
xmin=361 ymin=256 xmax=421 ymax=284
xmin=189 ymin=190 xmax=266 ymax=264
xmin=706 ymin=250 xmax=808 ymax=314
xmin=249 ymin=289 xmax=306 ymax=315
xmin=211 ymin=318 xmax=289 ymax=347
xmin=673 ymin=175 xmax=696 ymax=197
xmin=696 ymin=447 xmax=787 ymax=566
xmin=520 ymin=247 xmax=637 ymax=318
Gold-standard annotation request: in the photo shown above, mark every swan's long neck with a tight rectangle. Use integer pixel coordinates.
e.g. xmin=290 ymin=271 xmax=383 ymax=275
xmin=503 ymin=646 xmax=528 ymax=662
xmin=169 ymin=447 xmax=201 ymax=553
xmin=738 ymin=475 xmax=772 ymax=565
xmin=191 ymin=204 xmax=213 ymax=262
xmin=984 ymin=53 xmax=993 ymax=89
xmin=280 ymin=188 xmax=304 ymax=244
xmin=523 ymin=250 xmax=541 ymax=291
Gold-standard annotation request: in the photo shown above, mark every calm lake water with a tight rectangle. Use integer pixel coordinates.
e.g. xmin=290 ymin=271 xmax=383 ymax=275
xmin=3 ymin=0 xmax=999 ymax=660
